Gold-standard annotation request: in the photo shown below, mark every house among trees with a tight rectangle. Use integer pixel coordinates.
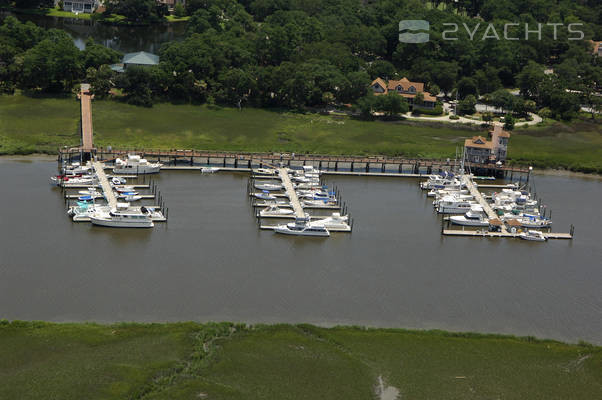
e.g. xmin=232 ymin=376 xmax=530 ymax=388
xmin=63 ymin=0 xmax=99 ymax=13
xmin=464 ymin=125 xmax=511 ymax=164
xmin=370 ymin=77 xmax=437 ymax=109
xmin=109 ymin=51 xmax=160 ymax=73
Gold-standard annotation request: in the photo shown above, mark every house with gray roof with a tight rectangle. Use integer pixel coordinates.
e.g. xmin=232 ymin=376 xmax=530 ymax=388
xmin=109 ymin=51 xmax=160 ymax=73
xmin=63 ymin=0 xmax=98 ymax=13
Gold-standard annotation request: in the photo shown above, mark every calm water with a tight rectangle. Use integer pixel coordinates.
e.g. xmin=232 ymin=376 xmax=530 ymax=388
xmin=0 ymin=159 xmax=601 ymax=344
xmin=0 ymin=12 xmax=187 ymax=53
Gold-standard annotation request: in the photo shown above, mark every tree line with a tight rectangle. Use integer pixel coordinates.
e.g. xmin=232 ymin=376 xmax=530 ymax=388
xmin=1 ymin=0 xmax=601 ymax=120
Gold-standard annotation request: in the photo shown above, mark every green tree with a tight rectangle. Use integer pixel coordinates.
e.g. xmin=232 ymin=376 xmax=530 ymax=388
xmin=457 ymin=77 xmax=478 ymax=100
xmin=517 ymin=61 xmax=546 ymax=101
xmin=374 ymin=92 xmax=409 ymax=117
xmin=21 ymin=30 xmax=82 ymax=92
xmin=81 ymin=38 xmax=121 ymax=70
xmin=457 ymin=95 xmax=477 ymax=115
xmin=86 ymin=65 xmax=114 ymax=98
xmin=174 ymin=3 xmax=186 ymax=18
xmin=490 ymin=89 xmax=515 ymax=113
xmin=503 ymin=113 xmax=515 ymax=131
xmin=115 ymin=66 xmax=154 ymax=107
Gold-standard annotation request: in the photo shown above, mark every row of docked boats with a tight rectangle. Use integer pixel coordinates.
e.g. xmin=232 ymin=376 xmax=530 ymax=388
xmin=250 ymin=166 xmax=351 ymax=236
xmin=420 ymin=172 xmax=552 ymax=241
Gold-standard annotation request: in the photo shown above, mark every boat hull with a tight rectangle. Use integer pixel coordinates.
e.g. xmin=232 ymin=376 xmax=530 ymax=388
xmin=90 ymin=217 xmax=154 ymax=228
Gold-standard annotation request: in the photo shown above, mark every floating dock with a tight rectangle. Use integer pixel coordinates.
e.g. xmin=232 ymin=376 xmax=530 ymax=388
xmin=278 ymin=168 xmax=305 ymax=218
xmin=461 ymin=174 xmax=508 ymax=234
xmin=442 ymin=230 xmax=572 ymax=240
xmin=92 ymin=161 xmax=117 ymax=209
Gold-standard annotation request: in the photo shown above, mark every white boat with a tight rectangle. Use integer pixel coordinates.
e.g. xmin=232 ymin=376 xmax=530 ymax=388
xmin=519 ymin=230 xmax=547 ymax=242
xmin=113 ymin=154 xmax=162 ymax=174
xmin=69 ymin=203 xmax=164 ymax=222
xmin=449 ymin=205 xmax=489 ymax=226
xmin=254 ymin=191 xmax=277 ymax=200
xmin=302 ymin=199 xmax=338 ymax=207
xmin=201 ymin=167 xmax=220 ymax=173
xmin=309 ymin=213 xmax=350 ymax=231
xmin=120 ymin=194 xmax=142 ymax=202
xmin=253 ymin=168 xmax=277 ymax=176
xmin=427 ymin=189 xmax=468 ymax=198
xmin=53 ymin=175 xmax=98 ymax=187
xmin=259 ymin=205 xmax=295 ymax=217
xmin=113 ymin=185 xmax=136 ymax=193
xmin=274 ymin=216 xmax=330 ymax=237
xmin=436 ymin=195 xmax=475 ymax=214
xmin=111 ymin=177 xmax=127 ymax=185
xmin=90 ymin=205 xmax=154 ymax=228
xmin=62 ymin=162 xmax=92 ymax=175
xmin=517 ymin=215 xmax=552 ymax=228
xmin=254 ymin=183 xmax=283 ymax=191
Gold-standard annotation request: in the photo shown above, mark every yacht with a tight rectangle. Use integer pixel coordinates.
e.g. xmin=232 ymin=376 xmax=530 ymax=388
xmin=449 ymin=205 xmax=489 ymax=226
xmin=302 ymin=199 xmax=338 ymax=207
xmin=51 ymin=175 xmax=98 ymax=187
xmin=90 ymin=205 xmax=154 ymax=228
xmin=111 ymin=177 xmax=127 ymax=185
xmin=254 ymin=183 xmax=283 ymax=191
xmin=259 ymin=205 xmax=295 ymax=217
xmin=274 ymin=217 xmax=330 ymax=237
xmin=62 ymin=162 xmax=92 ymax=175
xmin=519 ymin=230 xmax=547 ymax=242
xmin=436 ymin=195 xmax=474 ymax=214
xmin=113 ymin=154 xmax=162 ymax=174
xmin=309 ymin=213 xmax=350 ymax=231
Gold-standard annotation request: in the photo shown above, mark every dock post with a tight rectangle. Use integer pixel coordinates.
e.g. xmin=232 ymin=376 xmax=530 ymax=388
xmin=234 ymin=158 xmax=238 ymax=168
xmin=335 ymin=161 xmax=338 ymax=171
xmin=366 ymin=162 xmax=369 ymax=173
xmin=398 ymin=163 xmax=402 ymax=173
xmin=223 ymin=157 xmax=226 ymax=167
xmin=350 ymin=162 xmax=354 ymax=172
xmin=381 ymin=163 xmax=385 ymax=173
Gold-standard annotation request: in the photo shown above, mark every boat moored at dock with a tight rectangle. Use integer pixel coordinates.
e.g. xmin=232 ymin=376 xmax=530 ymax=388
xmin=113 ymin=154 xmax=162 ymax=174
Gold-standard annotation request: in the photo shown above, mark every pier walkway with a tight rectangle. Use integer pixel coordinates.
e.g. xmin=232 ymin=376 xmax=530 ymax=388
xmin=79 ymin=84 xmax=94 ymax=153
xmin=92 ymin=161 xmax=117 ymax=209
xmin=462 ymin=175 xmax=508 ymax=234
xmin=278 ymin=168 xmax=304 ymax=218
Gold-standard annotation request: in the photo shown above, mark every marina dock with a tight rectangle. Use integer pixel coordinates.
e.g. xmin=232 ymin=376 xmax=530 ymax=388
xmin=92 ymin=161 xmax=117 ymax=209
xmin=461 ymin=175 xmax=508 ymax=234
xmin=278 ymin=168 xmax=305 ymax=218
xmin=442 ymin=230 xmax=573 ymax=240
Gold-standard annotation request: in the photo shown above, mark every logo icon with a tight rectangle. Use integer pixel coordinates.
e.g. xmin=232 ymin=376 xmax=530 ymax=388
xmin=399 ymin=20 xmax=430 ymax=43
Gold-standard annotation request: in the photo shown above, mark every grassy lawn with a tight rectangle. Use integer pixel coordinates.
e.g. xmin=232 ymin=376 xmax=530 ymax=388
xmin=1 ymin=321 xmax=600 ymax=399
xmin=0 ymin=94 xmax=600 ymax=172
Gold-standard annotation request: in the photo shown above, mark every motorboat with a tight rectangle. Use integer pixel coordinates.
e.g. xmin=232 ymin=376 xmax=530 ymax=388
xmin=302 ymin=199 xmax=338 ymax=207
xmin=254 ymin=200 xmax=291 ymax=208
xmin=201 ymin=167 xmax=220 ymax=173
xmin=427 ymin=189 xmax=468 ymax=198
xmin=254 ymin=183 xmax=283 ymax=191
xmin=253 ymin=168 xmax=277 ymax=176
xmin=309 ymin=213 xmax=350 ymax=231
xmin=69 ymin=203 xmax=164 ymax=222
xmin=516 ymin=214 xmax=552 ymax=229
xmin=62 ymin=162 xmax=92 ymax=175
xmin=519 ymin=230 xmax=547 ymax=242
xmin=52 ymin=175 xmax=98 ymax=187
xmin=436 ymin=195 xmax=475 ymax=214
xmin=118 ymin=192 xmax=142 ymax=202
xmin=113 ymin=154 xmax=162 ymax=174
xmin=274 ymin=216 xmax=330 ymax=237
xmin=259 ymin=205 xmax=295 ymax=217
xmin=113 ymin=185 xmax=136 ymax=193
xmin=90 ymin=205 xmax=154 ymax=228
xmin=449 ymin=205 xmax=489 ymax=226
xmin=111 ymin=177 xmax=127 ymax=185
xmin=254 ymin=191 xmax=277 ymax=200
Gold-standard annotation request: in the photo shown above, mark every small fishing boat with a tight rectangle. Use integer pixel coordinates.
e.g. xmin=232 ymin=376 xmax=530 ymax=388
xmin=274 ymin=216 xmax=330 ymax=237
xmin=111 ymin=177 xmax=127 ymax=185
xmin=113 ymin=154 xmax=162 ymax=174
xmin=519 ymin=230 xmax=547 ymax=242
xmin=253 ymin=168 xmax=277 ymax=176
xmin=254 ymin=190 xmax=277 ymax=200
xmin=254 ymin=183 xmax=283 ymax=191
xmin=201 ymin=167 xmax=220 ymax=173
xmin=259 ymin=205 xmax=295 ymax=217
xmin=113 ymin=185 xmax=136 ymax=193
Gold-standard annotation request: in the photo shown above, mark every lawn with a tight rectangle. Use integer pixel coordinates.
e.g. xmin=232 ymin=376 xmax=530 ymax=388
xmin=0 ymin=321 xmax=600 ymax=399
xmin=0 ymin=94 xmax=601 ymax=173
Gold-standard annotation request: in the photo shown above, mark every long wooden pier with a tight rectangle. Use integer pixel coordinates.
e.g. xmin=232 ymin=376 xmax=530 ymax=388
xmin=278 ymin=168 xmax=304 ymax=218
xmin=78 ymin=84 xmax=94 ymax=154
xmin=462 ymin=175 xmax=508 ymax=233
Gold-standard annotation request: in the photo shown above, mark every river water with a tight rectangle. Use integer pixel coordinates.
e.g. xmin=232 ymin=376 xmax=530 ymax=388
xmin=0 ymin=159 xmax=601 ymax=344
xmin=0 ymin=12 xmax=187 ymax=53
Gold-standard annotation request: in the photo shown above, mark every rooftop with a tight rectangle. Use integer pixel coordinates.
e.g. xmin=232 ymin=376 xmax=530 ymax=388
xmin=123 ymin=51 xmax=159 ymax=66
xmin=465 ymin=136 xmax=493 ymax=150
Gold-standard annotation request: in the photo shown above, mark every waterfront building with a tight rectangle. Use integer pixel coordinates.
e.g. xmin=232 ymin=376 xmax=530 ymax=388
xmin=464 ymin=125 xmax=511 ymax=164
xmin=63 ymin=0 xmax=98 ymax=13
xmin=370 ymin=77 xmax=437 ymax=109
xmin=109 ymin=51 xmax=160 ymax=73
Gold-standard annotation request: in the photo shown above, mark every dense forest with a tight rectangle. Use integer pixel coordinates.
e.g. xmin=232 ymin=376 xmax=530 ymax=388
xmin=1 ymin=0 xmax=601 ymax=120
